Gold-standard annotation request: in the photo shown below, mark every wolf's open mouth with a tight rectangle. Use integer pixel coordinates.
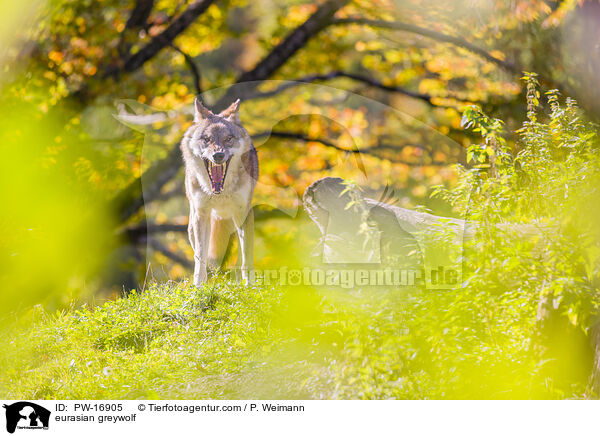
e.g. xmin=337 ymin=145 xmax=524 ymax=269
xmin=203 ymin=158 xmax=230 ymax=194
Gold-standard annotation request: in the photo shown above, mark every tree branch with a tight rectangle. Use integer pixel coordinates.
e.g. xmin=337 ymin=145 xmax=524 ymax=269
xmin=124 ymin=223 xmax=187 ymax=241
xmin=113 ymin=146 xmax=183 ymax=222
xmin=125 ymin=0 xmax=155 ymax=30
xmin=247 ymin=71 xmax=432 ymax=102
xmin=106 ymin=0 xmax=216 ymax=78
xmin=117 ymin=0 xmax=155 ymax=58
xmin=245 ymin=70 xmax=472 ymax=105
xmin=123 ymin=208 xmax=293 ymax=241
xmin=170 ymin=43 xmax=202 ymax=95
xmin=332 ymin=17 xmax=517 ymax=72
xmin=255 ymin=130 xmax=450 ymax=166
xmin=253 ymin=131 xmax=341 ymax=149
xmin=215 ymin=0 xmax=351 ymax=110
xmin=147 ymin=238 xmax=193 ymax=269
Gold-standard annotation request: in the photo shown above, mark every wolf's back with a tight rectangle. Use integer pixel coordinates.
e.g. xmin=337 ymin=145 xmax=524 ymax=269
xmin=243 ymin=144 xmax=259 ymax=182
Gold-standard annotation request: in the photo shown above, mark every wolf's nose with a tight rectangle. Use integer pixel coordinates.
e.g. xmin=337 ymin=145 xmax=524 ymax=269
xmin=213 ymin=152 xmax=225 ymax=164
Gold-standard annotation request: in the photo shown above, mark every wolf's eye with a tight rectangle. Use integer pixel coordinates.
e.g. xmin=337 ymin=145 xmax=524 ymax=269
xmin=200 ymin=135 xmax=210 ymax=143
xmin=225 ymin=136 xmax=233 ymax=143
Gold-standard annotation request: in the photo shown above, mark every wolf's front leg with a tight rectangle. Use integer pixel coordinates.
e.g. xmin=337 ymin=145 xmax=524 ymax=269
xmin=190 ymin=210 xmax=211 ymax=286
xmin=234 ymin=208 xmax=254 ymax=284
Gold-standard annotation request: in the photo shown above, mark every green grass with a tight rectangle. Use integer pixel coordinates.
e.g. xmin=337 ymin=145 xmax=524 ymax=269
xmin=0 ymin=281 xmax=289 ymax=399
xmin=0 ymin=278 xmax=591 ymax=399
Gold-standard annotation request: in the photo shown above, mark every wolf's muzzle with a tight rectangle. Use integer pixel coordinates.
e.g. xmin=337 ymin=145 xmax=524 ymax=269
xmin=212 ymin=152 xmax=226 ymax=164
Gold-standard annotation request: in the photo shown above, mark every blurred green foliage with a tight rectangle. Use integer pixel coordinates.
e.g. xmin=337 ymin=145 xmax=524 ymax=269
xmin=432 ymin=75 xmax=600 ymax=396
xmin=0 ymin=96 xmax=114 ymax=318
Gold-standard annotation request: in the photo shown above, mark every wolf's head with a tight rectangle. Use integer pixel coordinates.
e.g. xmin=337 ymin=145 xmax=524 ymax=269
xmin=183 ymin=98 xmax=250 ymax=194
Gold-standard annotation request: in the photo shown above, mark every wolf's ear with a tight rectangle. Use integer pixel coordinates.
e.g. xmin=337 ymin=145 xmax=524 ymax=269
xmin=194 ymin=98 xmax=213 ymax=122
xmin=219 ymin=99 xmax=241 ymax=125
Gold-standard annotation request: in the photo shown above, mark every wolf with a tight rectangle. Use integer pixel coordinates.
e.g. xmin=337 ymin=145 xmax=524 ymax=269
xmin=181 ymin=98 xmax=258 ymax=286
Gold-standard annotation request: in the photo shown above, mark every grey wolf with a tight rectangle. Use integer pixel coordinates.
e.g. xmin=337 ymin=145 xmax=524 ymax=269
xmin=181 ymin=98 xmax=258 ymax=285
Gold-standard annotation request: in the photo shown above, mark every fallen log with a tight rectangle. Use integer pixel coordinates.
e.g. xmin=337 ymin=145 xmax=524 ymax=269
xmin=302 ymin=177 xmax=471 ymax=288
xmin=302 ymin=177 xmax=551 ymax=289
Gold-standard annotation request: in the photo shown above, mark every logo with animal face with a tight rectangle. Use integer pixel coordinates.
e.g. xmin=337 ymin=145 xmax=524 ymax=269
xmin=3 ymin=402 xmax=50 ymax=433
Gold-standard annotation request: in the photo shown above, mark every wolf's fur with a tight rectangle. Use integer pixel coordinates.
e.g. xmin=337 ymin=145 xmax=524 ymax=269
xmin=181 ymin=98 xmax=258 ymax=285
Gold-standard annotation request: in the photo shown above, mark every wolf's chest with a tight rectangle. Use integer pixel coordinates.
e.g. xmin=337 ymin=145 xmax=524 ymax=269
xmin=190 ymin=179 xmax=252 ymax=221
xmin=207 ymin=192 xmax=246 ymax=219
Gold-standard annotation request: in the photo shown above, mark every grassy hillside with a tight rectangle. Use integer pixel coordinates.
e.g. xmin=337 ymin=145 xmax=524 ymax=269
xmin=0 ymin=280 xmax=305 ymax=399
xmin=1 ymin=276 xmax=586 ymax=399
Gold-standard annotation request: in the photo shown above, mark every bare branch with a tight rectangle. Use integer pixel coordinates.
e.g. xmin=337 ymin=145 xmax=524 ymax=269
xmin=215 ymin=0 xmax=351 ymax=110
xmin=113 ymin=146 xmax=182 ymax=222
xmin=125 ymin=0 xmax=155 ymax=30
xmin=123 ymin=208 xmax=293 ymax=240
xmin=124 ymin=223 xmax=187 ymax=241
xmin=332 ymin=17 xmax=517 ymax=72
xmin=254 ymin=130 xmax=450 ymax=166
xmin=253 ymin=131 xmax=341 ymax=150
xmin=118 ymin=0 xmax=155 ymax=58
xmin=247 ymin=71 xmax=432 ymax=102
xmin=170 ymin=43 xmax=202 ymax=96
xmin=154 ymin=184 xmax=186 ymax=202
xmin=245 ymin=70 xmax=472 ymax=106
xmin=106 ymin=0 xmax=216 ymax=78
xmin=147 ymin=238 xmax=193 ymax=269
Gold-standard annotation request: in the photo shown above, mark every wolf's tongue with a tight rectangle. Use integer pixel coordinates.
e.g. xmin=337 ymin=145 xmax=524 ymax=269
xmin=210 ymin=164 xmax=224 ymax=188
